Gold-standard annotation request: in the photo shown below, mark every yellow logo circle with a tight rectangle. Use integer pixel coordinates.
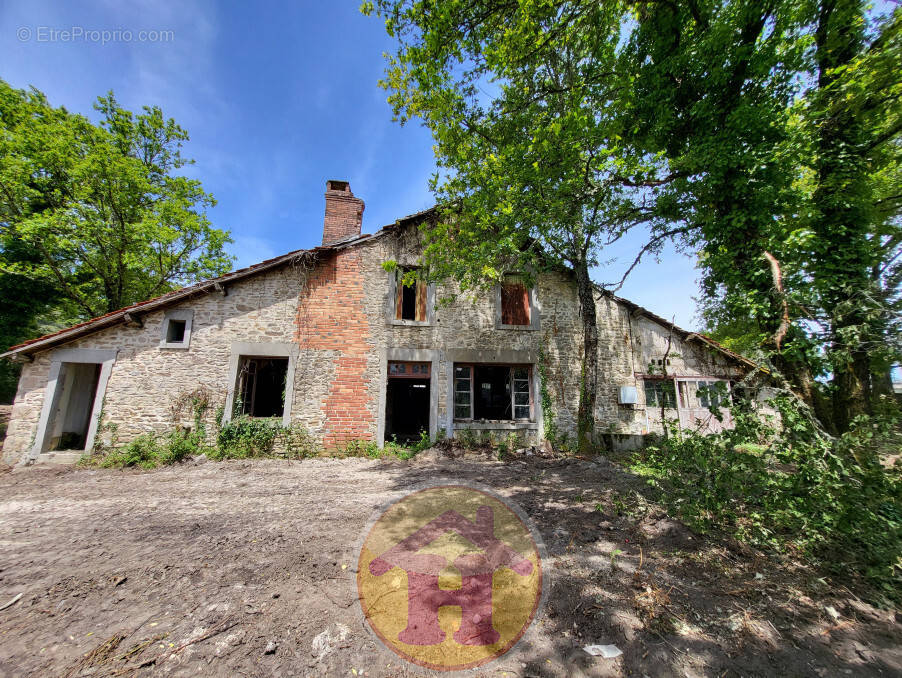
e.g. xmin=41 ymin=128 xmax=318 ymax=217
xmin=357 ymin=484 xmax=543 ymax=671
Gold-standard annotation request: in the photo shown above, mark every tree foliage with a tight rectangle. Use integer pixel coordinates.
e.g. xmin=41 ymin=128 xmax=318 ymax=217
xmin=0 ymin=80 xmax=233 ymax=322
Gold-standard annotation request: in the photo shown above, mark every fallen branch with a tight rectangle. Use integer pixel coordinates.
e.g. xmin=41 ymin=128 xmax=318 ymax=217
xmin=0 ymin=593 xmax=22 ymax=611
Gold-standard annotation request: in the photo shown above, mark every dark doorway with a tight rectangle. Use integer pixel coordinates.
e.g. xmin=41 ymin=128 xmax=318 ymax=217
xmin=385 ymin=378 xmax=430 ymax=443
xmin=48 ymin=362 xmax=102 ymax=451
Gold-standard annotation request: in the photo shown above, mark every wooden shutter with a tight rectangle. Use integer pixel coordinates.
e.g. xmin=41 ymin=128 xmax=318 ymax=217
xmin=501 ymin=276 xmax=530 ymax=325
xmin=395 ymin=273 xmax=404 ymax=319
xmin=415 ymin=280 xmax=427 ymax=322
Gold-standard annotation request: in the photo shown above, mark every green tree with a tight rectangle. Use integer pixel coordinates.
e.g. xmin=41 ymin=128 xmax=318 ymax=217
xmin=0 ymin=80 xmax=233 ymax=322
xmin=804 ymin=3 xmax=902 ymax=429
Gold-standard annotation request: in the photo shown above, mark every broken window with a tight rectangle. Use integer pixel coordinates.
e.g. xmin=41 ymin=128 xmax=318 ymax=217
xmin=500 ymin=274 xmax=530 ymax=326
xmin=453 ymin=364 xmax=532 ymax=421
xmin=644 ymin=379 xmax=677 ymax=408
xmin=237 ymin=357 xmax=289 ymax=418
xmin=395 ymin=267 xmax=427 ymax=322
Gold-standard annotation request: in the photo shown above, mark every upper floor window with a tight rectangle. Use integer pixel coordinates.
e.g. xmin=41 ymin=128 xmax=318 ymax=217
xmin=389 ymin=266 xmax=433 ymax=325
xmin=496 ymin=274 xmax=539 ymax=330
xmin=501 ymin=275 xmax=530 ymax=325
xmin=159 ymin=309 xmax=194 ymax=349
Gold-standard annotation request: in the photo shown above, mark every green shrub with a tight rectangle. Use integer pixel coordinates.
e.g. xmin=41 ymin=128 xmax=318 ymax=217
xmin=630 ymin=398 xmax=902 ymax=602
xmin=98 ymin=433 xmax=165 ymax=469
xmin=214 ymin=417 xmax=283 ymax=459
xmin=280 ymin=424 xmax=318 ymax=459
xmin=161 ymin=428 xmax=208 ymax=464
xmin=343 ymin=438 xmax=381 ymax=458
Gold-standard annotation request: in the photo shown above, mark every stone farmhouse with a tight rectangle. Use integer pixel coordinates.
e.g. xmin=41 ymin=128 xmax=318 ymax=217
xmin=1 ymin=181 xmax=759 ymax=465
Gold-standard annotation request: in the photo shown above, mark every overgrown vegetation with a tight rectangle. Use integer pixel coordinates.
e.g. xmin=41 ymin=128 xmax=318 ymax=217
xmin=627 ymin=400 xmax=902 ymax=602
xmin=93 ymin=430 xmax=208 ymax=470
xmin=81 ymin=419 xmax=436 ymax=469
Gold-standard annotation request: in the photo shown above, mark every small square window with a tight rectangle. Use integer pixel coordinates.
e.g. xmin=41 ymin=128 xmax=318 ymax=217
xmin=159 ymin=310 xmax=193 ymax=349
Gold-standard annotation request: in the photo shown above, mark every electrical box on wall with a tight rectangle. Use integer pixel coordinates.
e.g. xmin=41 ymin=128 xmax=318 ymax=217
xmin=619 ymin=385 xmax=638 ymax=405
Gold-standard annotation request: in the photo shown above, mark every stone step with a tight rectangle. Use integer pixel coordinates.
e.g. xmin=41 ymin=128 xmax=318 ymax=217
xmin=34 ymin=451 xmax=83 ymax=466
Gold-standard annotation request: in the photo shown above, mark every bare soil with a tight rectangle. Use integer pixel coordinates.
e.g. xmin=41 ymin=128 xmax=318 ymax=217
xmin=0 ymin=451 xmax=899 ymax=677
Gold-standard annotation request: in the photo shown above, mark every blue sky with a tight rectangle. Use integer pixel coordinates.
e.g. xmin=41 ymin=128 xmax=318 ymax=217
xmin=0 ymin=0 xmax=702 ymax=329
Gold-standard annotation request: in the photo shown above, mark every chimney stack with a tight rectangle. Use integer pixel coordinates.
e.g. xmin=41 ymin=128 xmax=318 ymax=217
xmin=322 ymin=180 xmax=365 ymax=245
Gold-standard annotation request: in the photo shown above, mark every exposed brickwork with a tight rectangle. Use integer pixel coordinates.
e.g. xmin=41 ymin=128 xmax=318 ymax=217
xmin=322 ymin=181 xmax=364 ymax=245
xmin=295 ymin=250 xmax=375 ymax=448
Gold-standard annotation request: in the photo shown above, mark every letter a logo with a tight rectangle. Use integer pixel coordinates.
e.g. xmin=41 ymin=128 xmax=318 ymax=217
xmin=357 ymin=485 xmax=544 ymax=670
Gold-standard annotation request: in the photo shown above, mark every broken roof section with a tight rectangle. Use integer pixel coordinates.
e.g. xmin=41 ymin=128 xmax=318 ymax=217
xmin=0 ymin=203 xmax=755 ymax=371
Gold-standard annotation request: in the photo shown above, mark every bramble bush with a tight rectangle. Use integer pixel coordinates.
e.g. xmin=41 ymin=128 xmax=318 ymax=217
xmin=629 ymin=397 xmax=902 ymax=602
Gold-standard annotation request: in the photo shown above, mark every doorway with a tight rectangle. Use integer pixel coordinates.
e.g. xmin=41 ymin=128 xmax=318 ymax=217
xmin=385 ymin=361 xmax=431 ymax=444
xmin=47 ymin=362 xmax=102 ymax=451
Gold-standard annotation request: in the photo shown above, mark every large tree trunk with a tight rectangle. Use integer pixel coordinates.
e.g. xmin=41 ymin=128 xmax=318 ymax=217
xmin=813 ymin=0 xmax=873 ymax=431
xmin=574 ymin=259 xmax=598 ymax=453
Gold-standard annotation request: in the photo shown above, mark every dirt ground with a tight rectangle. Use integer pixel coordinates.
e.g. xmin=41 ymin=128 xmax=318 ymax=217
xmin=0 ymin=451 xmax=900 ymax=678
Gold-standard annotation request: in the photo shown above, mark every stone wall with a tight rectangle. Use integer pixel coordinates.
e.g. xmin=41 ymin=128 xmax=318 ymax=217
xmin=1 ymin=226 xmax=752 ymax=464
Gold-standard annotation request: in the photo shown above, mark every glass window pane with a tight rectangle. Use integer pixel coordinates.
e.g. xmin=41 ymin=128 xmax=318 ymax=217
xmin=513 ymin=367 xmax=529 ymax=381
xmin=454 ymin=405 xmax=471 ymax=419
xmin=454 ymin=366 xmax=471 ymax=379
xmin=514 ymin=392 xmax=529 ymax=405
xmin=514 ymin=405 xmax=530 ymax=419
xmin=454 ymin=391 xmax=471 ymax=405
xmin=455 ymin=379 xmax=470 ymax=392
xmin=644 ymin=381 xmax=657 ymax=406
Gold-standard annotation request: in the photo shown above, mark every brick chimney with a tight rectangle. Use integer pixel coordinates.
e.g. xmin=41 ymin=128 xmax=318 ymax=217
xmin=322 ymin=180 xmax=365 ymax=245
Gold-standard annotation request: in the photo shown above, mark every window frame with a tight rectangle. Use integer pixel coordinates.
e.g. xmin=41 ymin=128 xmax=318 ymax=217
xmin=223 ymin=342 xmax=298 ymax=427
xmin=692 ymin=380 xmax=731 ymax=409
xmin=643 ymin=378 xmax=677 ymax=409
xmin=236 ymin=356 xmax=290 ymax=419
xmin=494 ymin=274 xmax=541 ymax=331
xmin=159 ymin=309 xmax=194 ymax=349
xmin=452 ymin=363 xmax=535 ymax=422
xmin=386 ymin=266 xmax=435 ymax=326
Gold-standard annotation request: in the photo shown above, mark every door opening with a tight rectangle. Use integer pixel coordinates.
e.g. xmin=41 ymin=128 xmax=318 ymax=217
xmin=385 ymin=361 xmax=430 ymax=444
xmin=47 ymin=362 xmax=102 ymax=451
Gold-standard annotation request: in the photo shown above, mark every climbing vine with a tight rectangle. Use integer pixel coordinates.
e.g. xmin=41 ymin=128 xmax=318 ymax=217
xmin=537 ymin=344 xmax=557 ymax=444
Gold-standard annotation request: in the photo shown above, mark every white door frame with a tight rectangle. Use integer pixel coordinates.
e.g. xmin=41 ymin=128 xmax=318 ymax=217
xmin=29 ymin=348 xmax=118 ymax=462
